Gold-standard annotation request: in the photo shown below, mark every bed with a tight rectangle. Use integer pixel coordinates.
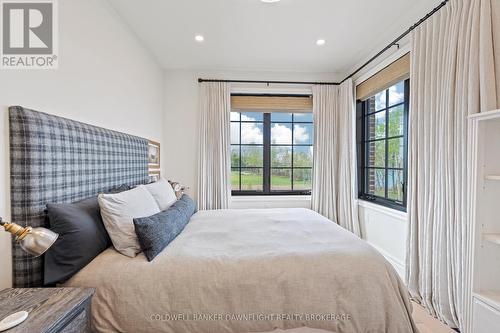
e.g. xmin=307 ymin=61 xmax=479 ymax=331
xmin=9 ymin=106 xmax=416 ymax=333
xmin=63 ymin=208 xmax=416 ymax=333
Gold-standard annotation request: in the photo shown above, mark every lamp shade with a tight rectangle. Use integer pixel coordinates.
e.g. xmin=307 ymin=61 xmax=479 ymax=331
xmin=1 ymin=217 xmax=59 ymax=257
xmin=19 ymin=227 xmax=59 ymax=257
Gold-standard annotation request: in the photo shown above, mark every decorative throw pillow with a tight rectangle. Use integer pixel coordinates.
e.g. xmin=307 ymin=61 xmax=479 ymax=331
xmin=99 ymin=186 xmax=161 ymax=257
xmin=44 ymin=184 xmax=131 ymax=285
xmin=133 ymin=194 xmax=196 ymax=261
xmin=44 ymin=197 xmax=112 ymax=285
xmin=143 ymin=177 xmax=178 ymax=211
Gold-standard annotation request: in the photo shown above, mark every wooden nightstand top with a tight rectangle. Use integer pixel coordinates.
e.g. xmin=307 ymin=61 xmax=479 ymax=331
xmin=0 ymin=288 xmax=95 ymax=333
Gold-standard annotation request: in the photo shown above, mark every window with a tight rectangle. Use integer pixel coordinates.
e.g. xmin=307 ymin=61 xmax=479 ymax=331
xmin=231 ymin=111 xmax=313 ymax=195
xmin=357 ymin=79 xmax=409 ymax=211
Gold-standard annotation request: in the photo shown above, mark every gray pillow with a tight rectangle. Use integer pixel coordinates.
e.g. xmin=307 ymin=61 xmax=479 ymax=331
xmin=44 ymin=197 xmax=111 ymax=285
xmin=99 ymin=185 xmax=161 ymax=257
xmin=133 ymin=194 xmax=196 ymax=261
xmin=44 ymin=184 xmax=131 ymax=285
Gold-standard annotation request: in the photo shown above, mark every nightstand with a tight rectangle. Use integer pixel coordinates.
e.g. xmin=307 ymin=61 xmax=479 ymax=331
xmin=0 ymin=288 xmax=94 ymax=333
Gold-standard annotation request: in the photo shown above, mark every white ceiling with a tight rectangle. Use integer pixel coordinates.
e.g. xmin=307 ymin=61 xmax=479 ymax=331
xmin=107 ymin=0 xmax=442 ymax=76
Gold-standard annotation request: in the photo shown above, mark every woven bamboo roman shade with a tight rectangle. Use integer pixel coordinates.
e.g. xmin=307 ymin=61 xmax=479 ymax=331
xmin=356 ymin=53 xmax=410 ymax=101
xmin=231 ymin=95 xmax=313 ymax=112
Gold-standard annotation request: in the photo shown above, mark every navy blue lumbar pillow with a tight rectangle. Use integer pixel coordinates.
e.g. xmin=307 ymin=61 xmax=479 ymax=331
xmin=134 ymin=194 xmax=197 ymax=262
xmin=44 ymin=184 xmax=131 ymax=285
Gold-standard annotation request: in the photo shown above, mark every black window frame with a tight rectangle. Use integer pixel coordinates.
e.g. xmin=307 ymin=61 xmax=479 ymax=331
xmin=357 ymin=79 xmax=409 ymax=211
xmin=231 ymin=99 xmax=313 ymax=196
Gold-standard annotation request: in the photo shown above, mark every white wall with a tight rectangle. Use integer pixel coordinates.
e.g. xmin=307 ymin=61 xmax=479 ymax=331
xmin=0 ymin=0 xmax=164 ymax=289
xmin=163 ymin=69 xmax=340 ymax=206
xmin=231 ymin=196 xmax=311 ymax=210
xmin=358 ymin=201 xmax=407 ymax=278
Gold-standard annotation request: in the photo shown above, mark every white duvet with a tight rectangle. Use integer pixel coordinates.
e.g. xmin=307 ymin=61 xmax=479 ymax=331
xmin=64 ymin=208 xmax=417 ymax=333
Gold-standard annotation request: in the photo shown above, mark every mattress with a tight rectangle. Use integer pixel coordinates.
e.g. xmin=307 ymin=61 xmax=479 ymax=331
xmin=64 ymin=208 xmax=417 ymax=333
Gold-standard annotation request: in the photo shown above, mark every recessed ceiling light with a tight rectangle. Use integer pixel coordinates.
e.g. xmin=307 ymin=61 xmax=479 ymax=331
xmin=195 ymin=35 xmax=204 ymax=42
xmin=316 ymin=39 xmax=326 ymax=46
xmin=261 ymin=0 xmax=281 ymax=3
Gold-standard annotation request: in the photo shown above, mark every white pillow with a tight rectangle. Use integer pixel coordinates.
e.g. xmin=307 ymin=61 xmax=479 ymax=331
xmin=98 ymin=186 xmax=161 ymax=257
xmin=143 ymin=178 xmax=177 ymax=211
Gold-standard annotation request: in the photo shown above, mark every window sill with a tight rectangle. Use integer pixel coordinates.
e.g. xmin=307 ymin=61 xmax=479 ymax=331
xmin=231 ymin=195 xmax=311 ymax=202
xmin=357 ymin=199 xmax=408 ymax=220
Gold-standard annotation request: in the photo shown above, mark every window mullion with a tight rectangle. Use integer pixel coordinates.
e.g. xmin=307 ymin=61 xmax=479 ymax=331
xmin=291 ymin=115 xmax=294 ymax=191
xmin=263 ymin=113 xmax=271 ymax=193
xmin=363 ymin=101 xmax=369 ymax=196
xmin=239 ymin=116 xmax=242 ymax=191
xmin=403 ymin=79 xmax=410 ymax=206
xmin=385 ymin=89 xmax=389 ymax=199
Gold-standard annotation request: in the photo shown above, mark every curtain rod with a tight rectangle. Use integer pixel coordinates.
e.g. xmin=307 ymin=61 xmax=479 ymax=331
xmin=197 ymin=78 xmax=339 ymax=85
xmin=339 ymin=0 xmax=449 ymax=84
xmin=198 ymin=0 xmax=449 ymax=86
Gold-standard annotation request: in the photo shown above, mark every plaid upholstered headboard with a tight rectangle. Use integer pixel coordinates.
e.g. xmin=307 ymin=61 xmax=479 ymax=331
xmin=9 ymin=106 xmax=150 ymax=287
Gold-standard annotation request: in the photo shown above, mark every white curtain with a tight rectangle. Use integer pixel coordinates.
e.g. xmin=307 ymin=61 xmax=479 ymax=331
xmin=406 ymin=0 xmax=499 ymax=330
xmin=311 ymin=79 xmax=360 ymax=236
xmin=197 ymin=82 xmax=232 ymax=210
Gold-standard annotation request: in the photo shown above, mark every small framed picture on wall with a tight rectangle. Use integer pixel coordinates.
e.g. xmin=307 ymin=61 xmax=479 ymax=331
xmin=149 ymin=170 xmax=161 ymax=182
xmin=148 ymin=140 xmax=160 ymax=168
